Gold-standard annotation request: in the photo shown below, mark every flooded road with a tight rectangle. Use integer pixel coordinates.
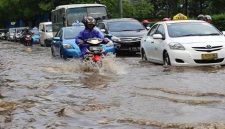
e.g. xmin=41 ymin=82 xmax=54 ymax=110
xmin=1 ymin=40 xmax=225 ymax=129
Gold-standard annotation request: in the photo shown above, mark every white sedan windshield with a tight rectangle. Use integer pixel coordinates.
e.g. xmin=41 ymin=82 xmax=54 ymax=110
xmin=167 ymin=22 xmax=221 ymax=38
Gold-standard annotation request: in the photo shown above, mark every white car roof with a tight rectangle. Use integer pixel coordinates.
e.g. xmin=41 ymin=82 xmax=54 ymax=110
xmin=158 ymin=20 xmax=206 ymax=24
xmin=53 ymin=4 xmax=106 ymax=11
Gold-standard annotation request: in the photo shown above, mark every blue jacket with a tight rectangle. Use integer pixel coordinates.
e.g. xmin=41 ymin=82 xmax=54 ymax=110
xmin=75 ymin=27 xmax=104 ymax=56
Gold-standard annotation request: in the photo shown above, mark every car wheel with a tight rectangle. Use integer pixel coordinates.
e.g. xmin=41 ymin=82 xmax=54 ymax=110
xmin=60 ymin=49 xmax=67 ymax=59
xmin=40 ymin=42 xmax=43 ymax=47
xmin=141 ymin=48 xmax=147 ymax=61
xmin=163 ymin=51 xmax=171 ymax=66
xmin=51 ymin=47 xmax=55 ymax=57
xmin=43 ymin=41 xmax=47 ymax=47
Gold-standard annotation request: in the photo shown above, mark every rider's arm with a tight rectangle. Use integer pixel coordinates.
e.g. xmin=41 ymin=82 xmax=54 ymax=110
xmin=75 ymin=31 xmax=84 ymax=45
xmin=94 ymin=28 xmax=104 ymax=39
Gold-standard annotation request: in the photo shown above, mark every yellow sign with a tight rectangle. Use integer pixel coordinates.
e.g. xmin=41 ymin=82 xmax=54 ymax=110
xmin=173 ymin=13 xmax=188 ymax=20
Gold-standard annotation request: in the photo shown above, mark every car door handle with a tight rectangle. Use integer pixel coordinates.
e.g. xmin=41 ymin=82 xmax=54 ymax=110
xmin=151 ymin=41 xmax=154 ymax=43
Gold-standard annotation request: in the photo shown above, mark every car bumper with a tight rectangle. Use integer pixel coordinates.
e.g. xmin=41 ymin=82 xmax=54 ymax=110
xmin=101 ymin=45 xmax=116 ymax=54
xmin=63 ymin=49 xmax=81 ymax=58
xmin=32 ymin=38 xmax=39 ymax=43
xmin=44 ymin=38 xmax=52 ymax=47
xmin=114 ymin=41 xmax=140 ymax=52
xmin=169 ymin=49 xmax=225 ymax=66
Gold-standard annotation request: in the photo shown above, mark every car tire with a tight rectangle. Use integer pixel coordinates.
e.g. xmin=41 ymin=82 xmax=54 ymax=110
xmin=60 ymin=49 xmax=67 ymax=60
xmin=43 ymin=41 xmax=46 ymax=47
xmin=40 ymin=42 xmax=44 ymax=47
xmin=163 ymin=51 xmax=171 ymax=66
xmin=51 ymin=47 xmax=55 ymax=57
xmin=141 ymin=48 xmax=147 ymax=61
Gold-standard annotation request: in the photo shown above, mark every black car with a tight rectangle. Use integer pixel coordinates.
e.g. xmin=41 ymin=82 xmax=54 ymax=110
xmin=97 ymin=18 xmax=147 ymax=54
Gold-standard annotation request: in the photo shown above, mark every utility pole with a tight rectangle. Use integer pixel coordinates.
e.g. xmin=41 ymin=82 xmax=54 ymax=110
xmin=166 ymin=0 xmax=169 ymax=17
xmin=185 ymin=0 xmax=188 ymax=16
xmin=120 ymin=0 xmax=123 ymax=18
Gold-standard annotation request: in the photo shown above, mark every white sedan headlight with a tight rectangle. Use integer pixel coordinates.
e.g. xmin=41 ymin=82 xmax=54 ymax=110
xmin=63 ymin=44 xmax=72 ymax=49
xmin=169 ymin=42 xmax=185 ymax=50
xmin=111 ymin=36 xmax=121 ymax=42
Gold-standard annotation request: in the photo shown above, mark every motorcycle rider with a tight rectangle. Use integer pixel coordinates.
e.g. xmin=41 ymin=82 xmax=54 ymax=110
xmin=21 ymin=28 xmax=33 ymax=44
xmin=23 ymin=28 xmax=32 ymax=36
xmin=75 ymin=16 xmax=106 ymax=57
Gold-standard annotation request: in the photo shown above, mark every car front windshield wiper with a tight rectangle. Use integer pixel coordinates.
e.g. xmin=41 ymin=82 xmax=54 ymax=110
xmin=119 ymin=29 xmax=135 ymax=31
xmin=178 ymin=34 xmax=202 ymax=37
xmin=202 ymin=33 xmax=221 ymax=36
xmin=178 ymin=33 xmax=220 ymax=37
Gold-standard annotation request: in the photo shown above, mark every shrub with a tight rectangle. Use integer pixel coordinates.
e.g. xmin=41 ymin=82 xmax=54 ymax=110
xmin=212 ymin=13 xmax=225 ymax=31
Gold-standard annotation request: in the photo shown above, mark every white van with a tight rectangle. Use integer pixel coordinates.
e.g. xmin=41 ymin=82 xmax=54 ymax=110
xmin=39 ymin=22 xmax=53 ymax=47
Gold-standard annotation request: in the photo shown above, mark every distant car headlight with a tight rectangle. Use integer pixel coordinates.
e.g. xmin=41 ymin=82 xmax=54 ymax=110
xmin=63 ymin=44 xmax=72 ymax=49
xmin=169 ymin=42 xmax=185 ymax=50
xmin=111 ymin=36 xmax=121 ymax=42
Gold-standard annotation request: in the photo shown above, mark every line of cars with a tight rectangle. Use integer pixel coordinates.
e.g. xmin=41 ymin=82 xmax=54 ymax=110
xmin=1 ymin=27 xmax=39 ymax=45
xmin=0 ymin=22 xmax=53 ymax=46
xmin=3 ymin=18 xmax=224 ymax=67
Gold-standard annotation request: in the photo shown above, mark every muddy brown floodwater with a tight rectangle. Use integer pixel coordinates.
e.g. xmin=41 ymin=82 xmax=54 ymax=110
xmin=1 ymin=40 xmax=225 ymax=129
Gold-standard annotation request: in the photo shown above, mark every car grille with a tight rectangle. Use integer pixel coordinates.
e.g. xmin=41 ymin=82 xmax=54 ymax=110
xmin=120 ymin=37 xmax=142 ymax=43
xmin=194 ymin=58 xmax=224 ymax=64
xmin=192 ymin=46 xmax=223 ymax=52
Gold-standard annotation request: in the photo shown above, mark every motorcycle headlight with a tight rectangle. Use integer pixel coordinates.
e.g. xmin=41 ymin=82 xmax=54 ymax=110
xmin=63 ymin=44 xmax=72 ymax=49
xmin=169 ymin=42 xmax=185 ymax=50
xmin=111 ymin=36 xmax=121 ymax=42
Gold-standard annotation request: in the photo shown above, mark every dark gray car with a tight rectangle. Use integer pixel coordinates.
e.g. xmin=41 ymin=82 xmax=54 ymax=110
xmin=97 ymin=18 xmax=147 ymax=53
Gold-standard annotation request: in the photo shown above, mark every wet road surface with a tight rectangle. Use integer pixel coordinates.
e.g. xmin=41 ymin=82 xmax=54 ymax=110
xmin=1 ymin=40 xmax=225 ymax=129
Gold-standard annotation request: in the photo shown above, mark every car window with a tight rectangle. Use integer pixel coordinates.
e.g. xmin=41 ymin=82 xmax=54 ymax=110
xmin=45 ymin=25 xmax=52 ymax=32
xmin=107 ymin=20 xmax=145 ymax=32
xmin=155 ymin=24 xmax=165 ymax=37
xmin=167 ymin=22 xmax=221 ymax=37
xmin=55 ymin=29 xmax=62 ymax=38
xmin=31 ymin=29 xmax=39 ymax=35
xmin=147 ymin=24 xmax=158 ymax=36
xmin=97 ymin=23 xmax=105 ymax=29
xmin=64 ymin=26 xmax=84 ymax=39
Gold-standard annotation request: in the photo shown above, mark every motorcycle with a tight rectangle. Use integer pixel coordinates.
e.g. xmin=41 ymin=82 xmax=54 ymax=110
xmin=83 ymin=38 xmax=105 ymax=68
xmin=23 ymin=34 xmax=32 ymax=46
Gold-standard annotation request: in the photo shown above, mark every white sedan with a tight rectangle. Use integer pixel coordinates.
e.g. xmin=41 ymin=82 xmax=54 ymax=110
xmin=140 ymin=20 xmax=225 ymax=66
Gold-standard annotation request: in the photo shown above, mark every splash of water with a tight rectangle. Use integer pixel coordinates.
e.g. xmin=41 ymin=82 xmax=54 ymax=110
xmin=100 ymin=54 xmax=127 ymax=75
xmin=43 ymin=55 xmax=127 ymax=75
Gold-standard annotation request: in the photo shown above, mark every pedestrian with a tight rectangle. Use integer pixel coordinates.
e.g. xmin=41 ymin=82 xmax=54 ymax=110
xmin=197 ymin=14 xmax=205 ymax=21
xmin=142 ymin=19 xmax=150 ymax=28
xmin=205 ymin=15 xmax=212 ymax=23
xmin=162 ymin=17 xmax=171 ymax=21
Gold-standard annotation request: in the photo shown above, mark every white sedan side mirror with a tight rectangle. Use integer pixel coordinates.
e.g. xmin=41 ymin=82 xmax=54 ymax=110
xmin=222 ymin=31 xmax=225 ymax=35
xmin=153 ymin=34 xmax=163 ymax=39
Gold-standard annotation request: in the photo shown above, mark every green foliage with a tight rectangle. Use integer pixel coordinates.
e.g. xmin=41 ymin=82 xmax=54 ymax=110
xmin=123 ymin=1 xmax=153 ymax=19
xmin=1 ymin=0 xmax=225 ymax=27
xmin=100 ymin=0 xmax=120 ymax=18
xmin=212 ymin=13 xmax=225 ymax=31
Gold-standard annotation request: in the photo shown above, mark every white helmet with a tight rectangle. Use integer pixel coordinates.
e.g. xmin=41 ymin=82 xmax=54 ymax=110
xmin=205 ymin=15 xmax=212 ymax=20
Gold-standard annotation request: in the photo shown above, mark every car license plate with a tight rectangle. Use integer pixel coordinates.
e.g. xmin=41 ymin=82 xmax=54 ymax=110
xmin=201 ymin=53 xmax=218 ymax=60
xmin=90 ymin=46 xmax=102 ymax=51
